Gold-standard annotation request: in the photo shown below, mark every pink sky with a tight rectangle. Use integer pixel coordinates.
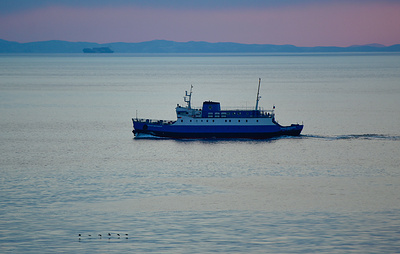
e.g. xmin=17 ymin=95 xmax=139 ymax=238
xmin=1 ymin=1 xmax=400 ymax=46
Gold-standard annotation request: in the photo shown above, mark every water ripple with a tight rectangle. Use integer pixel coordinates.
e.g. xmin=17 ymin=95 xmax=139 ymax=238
xmin=303 ymin=134 xmax=400 ymax=141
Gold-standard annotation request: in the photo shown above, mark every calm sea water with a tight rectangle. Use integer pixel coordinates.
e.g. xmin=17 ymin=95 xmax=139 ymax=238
xmin=1 ymin=53 xmax=400 ymax=253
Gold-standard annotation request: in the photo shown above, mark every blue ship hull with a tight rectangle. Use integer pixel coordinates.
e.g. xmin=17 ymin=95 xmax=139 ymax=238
xmin=132 ymin=120 xmax=303 ymax=139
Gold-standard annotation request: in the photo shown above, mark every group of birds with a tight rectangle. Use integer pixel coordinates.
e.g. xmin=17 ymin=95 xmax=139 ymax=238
xmin=78 ymin=233 xmax=128 ymax=240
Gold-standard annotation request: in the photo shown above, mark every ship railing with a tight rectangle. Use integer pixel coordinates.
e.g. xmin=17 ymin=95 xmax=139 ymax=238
xmin=259 ymin=110 xmax=275 ymax=118
xmin=222 ymin=106 xmax=274 ymax=112
xmin=220 ymin=107 xmax=275 ymax=118
xmin=133 ymin=118 xmax=175 ymax=125
xmin=222 ymin=106 xmax=265 ymax=110
xmin=183 ymin=105 xmax=274 ymax=111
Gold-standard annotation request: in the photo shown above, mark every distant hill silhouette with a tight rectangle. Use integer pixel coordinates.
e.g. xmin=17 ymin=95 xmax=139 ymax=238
xmin=1 ymin=39 xmax=399 ymax=53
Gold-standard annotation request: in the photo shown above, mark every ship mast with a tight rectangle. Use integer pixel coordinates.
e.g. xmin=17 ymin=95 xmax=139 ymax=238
xmin=255 ymin=78 xmax=261 ymax=111
xmin=184 ymin=85 xmax=193 ymax=109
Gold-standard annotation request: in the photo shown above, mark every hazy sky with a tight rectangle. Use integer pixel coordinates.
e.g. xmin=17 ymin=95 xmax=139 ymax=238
xmin=1 ymin=0 xmax=399 ymax=46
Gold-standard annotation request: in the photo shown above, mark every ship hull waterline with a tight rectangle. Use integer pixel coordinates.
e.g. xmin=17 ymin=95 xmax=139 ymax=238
xmin=132 ymin=120 xmax=303 ymax=139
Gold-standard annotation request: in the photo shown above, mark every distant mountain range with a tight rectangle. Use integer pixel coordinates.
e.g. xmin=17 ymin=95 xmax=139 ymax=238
xmin=1 ymin=39 xmax=400 ymax=53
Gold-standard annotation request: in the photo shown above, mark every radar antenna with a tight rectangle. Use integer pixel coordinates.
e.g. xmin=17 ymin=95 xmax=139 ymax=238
xmin=184 ymin=85 xmax=193 ymax=109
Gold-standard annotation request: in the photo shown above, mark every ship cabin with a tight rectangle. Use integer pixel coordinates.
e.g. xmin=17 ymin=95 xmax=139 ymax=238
xmin=176 ymin=101 xmax=274 ymax=119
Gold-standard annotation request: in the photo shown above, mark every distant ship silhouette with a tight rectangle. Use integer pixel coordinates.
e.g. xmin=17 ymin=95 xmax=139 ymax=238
xmin=83 ymin=47 xmax=114 ymax=53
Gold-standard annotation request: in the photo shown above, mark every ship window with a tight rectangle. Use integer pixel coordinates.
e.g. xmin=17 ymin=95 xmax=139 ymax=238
xmin=206 ymin=120 xmax=208 ymax=122
xmin=212 ymin=120 xmax=215 ymax=122
xmin=246 ymin=120 xmax=248 ymax=122
xmin=238 ymin=120 xmax=240 ymax=122
xmin=229 ymin=120 xmax=231 ymax=122
xmin=190 ymin=120 xmax=192 ymax=122
xmin=256 ymin=120 xmax=259 ymax=122
xmin=181 ymin=120 xmax=183 ymax=122
xmin=225 ymin=120 xmax=227 ymax=122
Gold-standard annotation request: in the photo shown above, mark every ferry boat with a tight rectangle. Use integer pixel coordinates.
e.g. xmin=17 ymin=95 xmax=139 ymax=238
xmin=132 ymin=79 xmax=303 ymax=139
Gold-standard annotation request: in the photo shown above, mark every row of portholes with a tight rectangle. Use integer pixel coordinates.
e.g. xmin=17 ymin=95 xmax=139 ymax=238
xmin=180 ymin=119 xmax=260 ymax=123
xmin=225 ymin=120 xmax=259 ymax=123
xmin=181 ymin=119 xmax=215 ymax=123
